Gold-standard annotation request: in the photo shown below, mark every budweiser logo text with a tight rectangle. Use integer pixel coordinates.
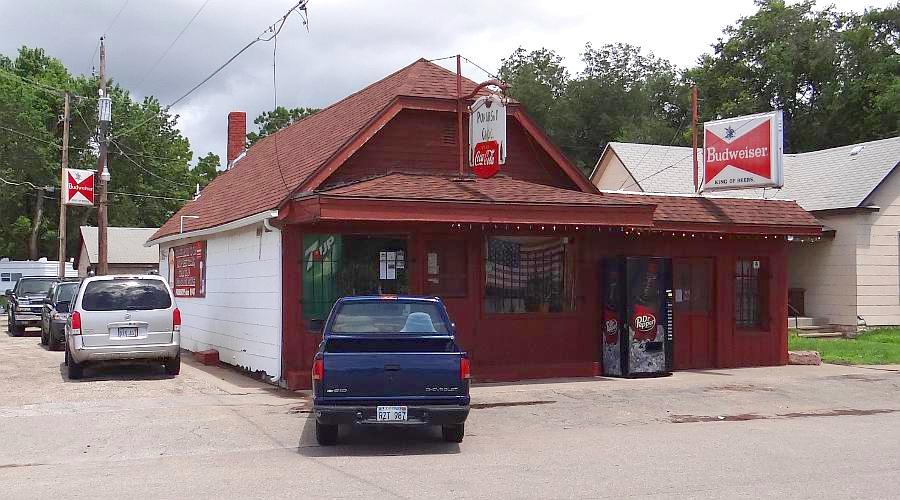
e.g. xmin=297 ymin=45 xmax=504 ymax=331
xmin=706 ymin=146 xmax=769 ymax=163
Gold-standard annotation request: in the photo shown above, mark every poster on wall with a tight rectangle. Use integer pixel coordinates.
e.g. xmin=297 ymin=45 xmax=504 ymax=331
xmin=170 ymin=241 xmax=206 ymax=298
xmin=700 ymin=110 xmax=784 ymax=192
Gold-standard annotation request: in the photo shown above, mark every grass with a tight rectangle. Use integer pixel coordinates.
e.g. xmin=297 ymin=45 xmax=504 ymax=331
xmin=789 ymin=328 xmax=900 ymax=365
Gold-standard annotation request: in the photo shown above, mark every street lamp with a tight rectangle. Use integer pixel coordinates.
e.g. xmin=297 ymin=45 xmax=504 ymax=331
xmin=180 ymin=215 xmax=200 ymax=234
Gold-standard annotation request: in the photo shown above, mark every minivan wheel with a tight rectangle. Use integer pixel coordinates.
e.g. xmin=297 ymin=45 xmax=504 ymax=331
xmin=9 ymin=315 xmax=23 ymax=336
xmin=442 ymin=423 xmax=465 ymax=443
xmin=315 ymin=421 xmax=339 ymax=446
xmin=40 ymin=326 xmax=48 ymax=345
xmin=163 ymin=352 xmax=181 ymax=376
xmin=65 ymin=346 xmax=84 ymax=380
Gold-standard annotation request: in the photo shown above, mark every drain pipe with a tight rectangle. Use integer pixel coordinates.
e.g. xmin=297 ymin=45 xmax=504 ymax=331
xmin=262 ymin=210 xmax=279 ymax=232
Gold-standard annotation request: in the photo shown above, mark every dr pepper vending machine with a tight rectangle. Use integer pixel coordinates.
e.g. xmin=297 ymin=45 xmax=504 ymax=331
xmin=601 ymin=256 xmax=673 ymax=377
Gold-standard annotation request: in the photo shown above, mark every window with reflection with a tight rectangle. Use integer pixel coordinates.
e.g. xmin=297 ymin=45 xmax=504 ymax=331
xmin=484 ymin=236 xmax=576 ymax=314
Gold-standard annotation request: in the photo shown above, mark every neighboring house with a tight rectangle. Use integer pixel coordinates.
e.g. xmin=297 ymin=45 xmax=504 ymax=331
xmin=76 ymin=226 xmax=160 ymax=277
xmin=0 ymin=258 xmax=77 ymax=294
xmin=591 ymin=137 xmax=900 ymax=328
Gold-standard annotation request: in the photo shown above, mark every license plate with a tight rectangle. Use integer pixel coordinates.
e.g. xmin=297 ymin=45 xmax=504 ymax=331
xmin=376 ymin=406 xmax=407 ymax=421
xmin=116 ymin=327 xmax=139 ymax=338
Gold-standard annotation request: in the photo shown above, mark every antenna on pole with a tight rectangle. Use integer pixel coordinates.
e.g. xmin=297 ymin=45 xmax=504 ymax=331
xmin=691 ymin=84 xmax=699 ymax=193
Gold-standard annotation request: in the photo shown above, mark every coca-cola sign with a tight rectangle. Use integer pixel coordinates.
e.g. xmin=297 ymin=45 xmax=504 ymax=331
xmin=469 ymin=95 xmax=506 ymax=179
xmin=701 ymin=110 xmax=784 ymax=192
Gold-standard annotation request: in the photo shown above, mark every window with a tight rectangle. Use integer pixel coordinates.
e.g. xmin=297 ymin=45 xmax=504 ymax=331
xmin=425 ymin=239 xmax=467 ymax=297
xmin=735 ymin=258 xmax=767 ymax=329
xmin=331 ymin=300 xmax=449 ymax=334
xmin=1 ymin=273 xmax=9 ymax=282
xmin=484 ymin=236 xmax=576 ymax=314
xmin=302 ymin=234 xmax=409 ymax=321
xmin=82 ymin=279 xmax=172 ymax=311
xmin=16 ymin=278 xmax=56 ymax=295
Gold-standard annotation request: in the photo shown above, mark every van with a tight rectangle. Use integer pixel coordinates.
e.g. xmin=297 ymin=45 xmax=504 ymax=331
xmin=65 ymin=275 xmax=181 ymax=379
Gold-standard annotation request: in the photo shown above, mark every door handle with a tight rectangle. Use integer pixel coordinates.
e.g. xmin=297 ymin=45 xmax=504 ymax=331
xmin=384 ymin=364 xmax=401 ymax=371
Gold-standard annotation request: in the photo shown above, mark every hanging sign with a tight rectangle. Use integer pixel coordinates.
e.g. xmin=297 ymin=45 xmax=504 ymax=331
xmin=171 ymin=241 xmax=206 ymax=298
xmin=700 ymin=110 xmax=784 ymax=192
xmin=469 ymin=95 xmax=507 ymax=179
xmin=63 ymin=168 xmax=95 ymax=206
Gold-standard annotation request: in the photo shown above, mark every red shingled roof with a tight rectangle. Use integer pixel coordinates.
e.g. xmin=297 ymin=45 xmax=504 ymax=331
xmin=320 ymin=173 xmax=639 ymax=206
xmin=316 ymin=173 xmax=820 ymax=232
xmin=150 ymin=58 xmax=488 ymax=241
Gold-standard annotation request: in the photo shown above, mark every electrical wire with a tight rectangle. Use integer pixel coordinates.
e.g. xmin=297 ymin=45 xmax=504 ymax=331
xmin=461 ymin=56 xmax=500 ymax=81
xmin=0 ymin=125 xmax=60 ymax=149
xmin=271 ymin=12 xmax=290 ymax=190
xmin=112 ymin=0 xmax=309 ymax=141
xmin=103 ymin=0 xmax=131 ymax=35
xmin=111 ymin=140 xmax=193 ymax=188
xmin=109 ymin=190 xmax=189 ymax=201
xmin=136 ymin=0 xmax=212 ymax=87
xmin=618 ymin=114 xmax=688 ymax=190
xmin=0 ymin=68 xmax=93 ymax=100
xmin=0 ymin=175 xmax=46 ymax=190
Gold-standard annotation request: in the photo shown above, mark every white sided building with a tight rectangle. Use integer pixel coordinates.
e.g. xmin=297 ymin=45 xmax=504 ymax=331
xmin=590 ymin=136 xmax=900 ymax=329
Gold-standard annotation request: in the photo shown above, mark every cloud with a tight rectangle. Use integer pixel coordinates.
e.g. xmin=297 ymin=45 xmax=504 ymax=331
xmin=0 ymin=0 xmax=890 ymax=171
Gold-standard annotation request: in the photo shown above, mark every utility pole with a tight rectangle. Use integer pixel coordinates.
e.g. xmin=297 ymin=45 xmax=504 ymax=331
xmin=96 ymin=37 xmax=110 ymax=275
xmin=456 ymin=54 xmax=464 ymax=179
xmin=58 ymin=92 xmax=70 ymax=279
xmin=691 ymin=84 xmax=699 ymax=193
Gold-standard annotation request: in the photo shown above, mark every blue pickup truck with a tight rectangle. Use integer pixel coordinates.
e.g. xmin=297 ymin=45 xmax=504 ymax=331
xmin=311 ymin=296 xmax=471 ymax=445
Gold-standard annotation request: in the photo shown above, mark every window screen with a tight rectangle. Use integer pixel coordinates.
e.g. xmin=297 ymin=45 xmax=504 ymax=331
xmin=735 ymin=258 xmax=767 ymax=329
xmin=425 ymin=239 xmax=467 ymax=297
xmin=484 ymin=236 xmax=576 ymax=314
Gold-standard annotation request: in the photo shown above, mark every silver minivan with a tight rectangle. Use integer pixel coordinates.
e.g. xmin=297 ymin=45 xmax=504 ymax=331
xmin=65 ymin=275 xmax=181 ymax=379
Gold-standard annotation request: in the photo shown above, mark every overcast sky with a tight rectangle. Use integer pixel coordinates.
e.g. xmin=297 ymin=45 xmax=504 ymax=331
xmin=0 ymin=0 xmax=891 ymax=170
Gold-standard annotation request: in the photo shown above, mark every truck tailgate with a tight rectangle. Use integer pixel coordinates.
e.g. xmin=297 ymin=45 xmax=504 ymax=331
xmin=320 ymin=336 xmax=467 ymax=403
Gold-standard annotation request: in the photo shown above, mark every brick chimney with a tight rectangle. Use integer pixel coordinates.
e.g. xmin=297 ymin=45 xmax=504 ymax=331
xmin=226 ymin=111 xmax=246 ymax=167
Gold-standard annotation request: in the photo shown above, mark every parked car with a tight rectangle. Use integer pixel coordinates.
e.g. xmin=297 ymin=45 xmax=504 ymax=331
xmin=312 ymin=296 xmax=470 ymax=445
xmin=65 ymin=275 xmax=181 ymax=379
xmin=6 ymin=277 xmax=58 ymax=336
xmin=41 ymin=280 xmax=80 ymax=351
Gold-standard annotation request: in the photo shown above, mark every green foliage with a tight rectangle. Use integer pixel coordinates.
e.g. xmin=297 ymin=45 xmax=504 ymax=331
xmin=1 ymin=45 xmax=197 ymax=260
xmin=193 ymin=152 xmax=220 ymax=188
xmin=246 ymin=106 xmax=319 ymax=147
xmin=788 ymin=328 xmax=900 ymax=364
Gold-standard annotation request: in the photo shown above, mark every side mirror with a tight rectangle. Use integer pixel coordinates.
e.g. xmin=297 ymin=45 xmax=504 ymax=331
xmin=55 ymin=301 xmax=71 ymax=313
xmin=4 ymin=289 xmax=11 ymax=298
xmin=309 ymin=319 xmax=324 ymax=333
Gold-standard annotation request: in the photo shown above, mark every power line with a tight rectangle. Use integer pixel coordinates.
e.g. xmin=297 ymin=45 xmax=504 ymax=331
xmin=0 ymin=67 xmax=93 ymax=100
xmin=110 ymin=140 xmax=193 ymax=189
xmin=618 ymin=115 xmax=689 ymax=190
xmin=136 ymin=0 xmax=212 ymax=87
xmin=271 ymin=8 xmax=291 ymax=191
xmin=103 ymin=0 xmax=131 ymax=35
xmin=0 ymin=175 xmax=53 ymax=191
xmin=113 ymin=0 xmax=309 ymax=141
xmin=461 ymin=56 xmax=500 ymax=81
xmin=0 ymin=125 xmax=60 ymax=149
xmin=109 ymin=190 xmax=189 ymax=201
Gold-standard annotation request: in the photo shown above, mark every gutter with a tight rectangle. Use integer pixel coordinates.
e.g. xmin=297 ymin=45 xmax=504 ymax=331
xmin=145 ymin=210 xmax=280 ymax=247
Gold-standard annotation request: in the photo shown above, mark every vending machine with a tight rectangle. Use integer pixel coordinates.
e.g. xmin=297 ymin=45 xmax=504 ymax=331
xmin=601 ymin=256 xmax=673 ymax=377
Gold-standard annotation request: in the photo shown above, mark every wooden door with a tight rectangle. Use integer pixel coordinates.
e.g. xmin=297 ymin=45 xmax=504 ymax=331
xmin=673 ymin=258 xmax=715 ymax=369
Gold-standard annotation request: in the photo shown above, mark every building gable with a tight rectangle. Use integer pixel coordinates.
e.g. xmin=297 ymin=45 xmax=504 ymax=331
xmin=321 ymin=108 xmax=579 ymax=190
xmin=591 ymin=146 xmax=642 ymax=192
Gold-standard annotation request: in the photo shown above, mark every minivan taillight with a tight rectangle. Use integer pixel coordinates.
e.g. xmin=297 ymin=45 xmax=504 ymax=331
xmin=312 ymin=358 xmax=324 ymax=381
xmin=70 ymin=311 xmax=82 ymax=335
xmin=460 ymin=357 xmax=471 ymax=380
xmin=173 ymin=307 xmax=181 ymax=332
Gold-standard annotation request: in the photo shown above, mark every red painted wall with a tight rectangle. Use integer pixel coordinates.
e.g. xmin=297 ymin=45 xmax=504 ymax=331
xmin=321 ymin=109 xmax=578 ymax=190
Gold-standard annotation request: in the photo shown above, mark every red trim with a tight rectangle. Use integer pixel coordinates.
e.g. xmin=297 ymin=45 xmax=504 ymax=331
xmin=278 ymin=196 xmax=656 ymax=227
xmin=297 ymin=98 xmax=405 ymax=193
xmin=511 ymin=109 xmax=597 ymax=194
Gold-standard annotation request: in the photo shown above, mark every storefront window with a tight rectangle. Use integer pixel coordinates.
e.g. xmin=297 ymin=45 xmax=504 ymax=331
xmin=735 ymin=258 xmax=767 ymax=329
xmin=302 ymin=234 xmax=408 ymax=321
xmin=484 ymin=236 xmax=576 ymax=314
xmin=425 ymin=239 xmax=467 ymax=297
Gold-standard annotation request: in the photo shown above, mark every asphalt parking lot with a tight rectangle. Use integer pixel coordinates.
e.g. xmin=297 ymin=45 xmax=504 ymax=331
xmin=1 ymin=317 xmax=899 ymax=499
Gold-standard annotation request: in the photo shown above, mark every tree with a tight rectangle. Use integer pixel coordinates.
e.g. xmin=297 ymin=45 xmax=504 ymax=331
xmin=0 ymin=46 xmax=197 ymax=261
xmin=687 ymin=0 xmax=899 ymax=152
xmin=192 ymin=152 xmax=220 ymax=188
xmin=245 ymin=106 xmax=319 ymax=147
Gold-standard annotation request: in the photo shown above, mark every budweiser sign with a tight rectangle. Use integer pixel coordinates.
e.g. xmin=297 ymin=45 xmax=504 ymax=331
xmin=63 ymin=168 xmax=95 ymax=206
xmin=469 ymin=95 xmax=506 ymax=179
xmin=700 ymin=111 xmax=784 ymax=192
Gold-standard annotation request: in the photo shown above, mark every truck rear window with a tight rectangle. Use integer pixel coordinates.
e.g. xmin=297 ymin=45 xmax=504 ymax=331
xmin=331 ymin=301 xmax=449 ymax=334
xmin=82 ymin=279 xmax=172 ymax=311
xmin=17 ymin=279 xmax=56 ymax=295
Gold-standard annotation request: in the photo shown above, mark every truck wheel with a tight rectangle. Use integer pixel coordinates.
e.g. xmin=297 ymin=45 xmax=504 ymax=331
xmin=163 ymin=352 xmax=181 ymax=376
xmin=315 ymin=421 xmax=338 ymax=446
xmin=9 ymin=315 xmax=23 ymax=337
xmin=40 ymin=325 xmax=48 ymax=345
xmin=66 ymin=346 xmax=84 ymax=380
xmin=442 ymin=423 xmax=464 ymax=443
